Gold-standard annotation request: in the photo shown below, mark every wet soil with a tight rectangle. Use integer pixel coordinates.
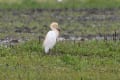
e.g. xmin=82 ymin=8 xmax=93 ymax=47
xmin=0 ymin=8 xmax=120 ymax=45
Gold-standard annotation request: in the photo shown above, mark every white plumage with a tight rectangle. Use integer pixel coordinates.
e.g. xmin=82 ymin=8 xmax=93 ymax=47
xmin=57 ymin=0 xmax=63 ymax=2
xmin=43 ymin=22 xmax=60 ymax=53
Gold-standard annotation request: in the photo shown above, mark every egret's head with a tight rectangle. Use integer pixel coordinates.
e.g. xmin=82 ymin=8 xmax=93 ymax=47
xmin=50 ymin=22 xmax=60 ymax=31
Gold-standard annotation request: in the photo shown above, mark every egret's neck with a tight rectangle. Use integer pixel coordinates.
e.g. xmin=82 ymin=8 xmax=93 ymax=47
xmin=52 ymin=29 xmax=59 ymax=37
xmin=50 ymin=26 xmax=59 ymax=37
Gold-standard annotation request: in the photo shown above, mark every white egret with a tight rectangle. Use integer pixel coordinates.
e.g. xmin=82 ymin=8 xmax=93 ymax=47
xmin=43 ymin=22 xmax=60 ymax=53
xmin=57 ymin=0 xmax=63 ymax=2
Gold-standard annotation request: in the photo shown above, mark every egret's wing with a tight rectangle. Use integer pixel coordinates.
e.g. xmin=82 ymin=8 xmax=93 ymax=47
xmin=43 ymin=31 xmax=57 ymax=49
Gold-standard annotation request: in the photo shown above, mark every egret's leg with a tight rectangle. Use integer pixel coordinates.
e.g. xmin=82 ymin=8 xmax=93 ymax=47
xmin=49 ymin=49 xmax=52 ymax=54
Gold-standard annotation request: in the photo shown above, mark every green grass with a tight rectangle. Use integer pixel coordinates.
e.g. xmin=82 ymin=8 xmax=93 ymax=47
xmin=0 ymin=0 xmax=120 ymax=9
xmin=0 ymin=40 xmax=120 ymax=80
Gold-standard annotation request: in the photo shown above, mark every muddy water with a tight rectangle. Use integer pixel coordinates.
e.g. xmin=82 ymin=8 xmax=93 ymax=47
xmin=0 ymin=8 xmax=120 ymax=46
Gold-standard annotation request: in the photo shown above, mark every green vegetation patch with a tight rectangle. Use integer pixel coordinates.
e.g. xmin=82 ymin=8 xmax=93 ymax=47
xmin=0 ymin=0 xmax=120 ymax=9
xmin=0 ymin=40 xmax=120 ymax=80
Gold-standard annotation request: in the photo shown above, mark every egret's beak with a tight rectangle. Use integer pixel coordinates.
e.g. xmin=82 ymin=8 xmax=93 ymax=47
xmin=57 ymin=28 xmax=61 ymax=31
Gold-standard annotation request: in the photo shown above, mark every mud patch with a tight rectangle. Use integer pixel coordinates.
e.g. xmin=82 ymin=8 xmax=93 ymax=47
xmin=0 ymin=8 xmax=120 ymax=46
